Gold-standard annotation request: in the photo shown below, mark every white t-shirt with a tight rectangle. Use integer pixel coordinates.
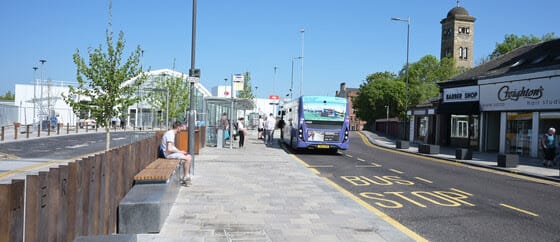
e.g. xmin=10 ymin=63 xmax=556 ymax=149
xmin=161 ymin=130 xmax=177 ymax=157
xmin=265 ymin=117 xmax=276 ymax=130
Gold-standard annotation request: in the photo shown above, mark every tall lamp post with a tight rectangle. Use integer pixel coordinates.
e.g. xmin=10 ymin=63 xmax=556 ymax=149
xmin=32 ymin=67 xmax=38 ymax=128
xmin=290 ymin=57 xmax=302 ymax=99
xmin=299 ymin=29 xmax=305 ymax=97
xmin=188 ymin=0 xmax=199 ymax=172
xmin=39 ymin=59 xmax=47 ymax=133
xmin=391 ymin=16 xmax=410 ymax=140
xmin=385 ymin=105 xmax=389 ymax=136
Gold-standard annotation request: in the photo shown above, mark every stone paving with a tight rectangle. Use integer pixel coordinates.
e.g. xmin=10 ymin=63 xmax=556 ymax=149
xmin=137 ymin=132 xmax=412 ymax=242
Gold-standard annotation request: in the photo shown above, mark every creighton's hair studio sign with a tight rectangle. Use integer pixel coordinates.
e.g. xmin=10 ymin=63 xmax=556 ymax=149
xmin=480 ymin=77 xmax=560 ymax=111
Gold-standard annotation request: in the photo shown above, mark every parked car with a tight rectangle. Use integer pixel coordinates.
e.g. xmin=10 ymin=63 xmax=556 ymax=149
xmin=79 ymin=118 xmax=96 ymax=129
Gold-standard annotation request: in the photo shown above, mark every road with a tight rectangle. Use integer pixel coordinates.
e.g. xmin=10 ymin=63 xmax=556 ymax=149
xmin=291 ymin=132 xmax=560 ymax=242
xmin=0 ymin=131 xmax=154 ymax=180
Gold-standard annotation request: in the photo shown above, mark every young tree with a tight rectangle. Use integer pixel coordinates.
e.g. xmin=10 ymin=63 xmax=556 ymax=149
xmin=237 ymin=71 xmax=255 ymax=99
xmin=62 ymin=17 xmax=146 ymax=150
xmin=146 ymin=72 xmax=190 ymax=124
xmin=0 ymin=91 xmax=15 ymax=101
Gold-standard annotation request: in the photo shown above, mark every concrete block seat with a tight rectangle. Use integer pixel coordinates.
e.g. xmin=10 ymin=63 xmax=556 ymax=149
xmin=396 ymin=140 xmax=410 ymax=149
xmin=118 ymin=158 xmax=182 ymax=234
xmin=497 ymin=153 xmax=519 ymax=168
xmin=419 ymin=144 xmax=440 ymax=154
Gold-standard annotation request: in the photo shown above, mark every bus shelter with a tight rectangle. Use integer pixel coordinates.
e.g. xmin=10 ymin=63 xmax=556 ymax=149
xmin=204 ymin=97 xmax=254 ymax=147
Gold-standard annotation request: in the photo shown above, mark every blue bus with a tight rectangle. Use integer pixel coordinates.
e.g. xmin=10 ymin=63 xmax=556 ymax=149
xmin=280 ymin=96 xmax=349 ymax=152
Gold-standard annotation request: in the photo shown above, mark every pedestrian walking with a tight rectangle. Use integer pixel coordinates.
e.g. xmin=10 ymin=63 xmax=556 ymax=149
xmin=541 ymin=127 xmax=557 ymax=167
xmin=237 ymin=117 xmax=247 ymax=148
xmin=264 ymin=113 xmax=276 ymax=145
xmin=257 ymin=115 xmax=264 ymax=140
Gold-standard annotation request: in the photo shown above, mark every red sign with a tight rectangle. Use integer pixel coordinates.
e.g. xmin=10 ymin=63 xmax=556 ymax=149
xmin=269 ymin=95 xmax=279 ymax=100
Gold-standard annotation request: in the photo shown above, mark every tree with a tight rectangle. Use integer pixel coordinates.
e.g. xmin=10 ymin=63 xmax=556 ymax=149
xmin=354 ymin=55 xmax=458 ymax=126
xmin=237 ymin=71 xmax=255 ymax=99
xmin=489 ymin=33 xmax=557 ymax=59
xmin=146 ymin=72 xmax=190 ymax=124
xmin=62 ymin=12 xmax=145 ymax=151
xmin=353 ymin=71 xmax=405 ymax=124
xmin=0 ymin=91 xmax=15 ymax=101
xmin=405 ymin=55 xmax=457 ymax=107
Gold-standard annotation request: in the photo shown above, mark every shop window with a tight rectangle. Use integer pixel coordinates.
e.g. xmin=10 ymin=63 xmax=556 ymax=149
xmin=451 ymin=115 xmax=469 ymax=138
xmin=506 ymin=112 xmax=533 ymax=156
xmin=419 ymin=116 xmax=429 ymax=137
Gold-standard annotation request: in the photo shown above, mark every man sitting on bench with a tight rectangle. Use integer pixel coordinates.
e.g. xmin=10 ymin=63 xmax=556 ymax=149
xmin=161 ymin=121 xmax=192 ymax=186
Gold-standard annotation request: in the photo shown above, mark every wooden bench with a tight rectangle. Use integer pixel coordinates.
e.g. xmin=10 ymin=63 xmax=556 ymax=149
xmin=133 ymin=158 xmax=181 ymax=184
xmin=118 ymin=158 xmax=182 ymax=234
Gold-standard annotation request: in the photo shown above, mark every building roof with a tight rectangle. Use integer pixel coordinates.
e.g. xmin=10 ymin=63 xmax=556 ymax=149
xmin=447 ymin=6 xmax=469 ymax=18
xmin=440 ymin=38 xmax=560 ymax=87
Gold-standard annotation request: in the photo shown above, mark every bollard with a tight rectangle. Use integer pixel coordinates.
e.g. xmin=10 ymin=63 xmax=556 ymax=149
xmin=26 ymin=125 xmax=31 ymax=139
xmin=47 ymin=122 xmax=51 ymax=136
xmin=1 ymin=126 xmax=4 ymax=141
xmin=76 ymin=122 xmax=79 ymax=134
xmin=86 ymin=123 xmax=89 ymax=133
xmin=67 ymin=123 xmax=70 ymax=134
xmin=57 ymin=124 xmax=60 ymax=135
xmin=37 ymin=125 xmax=41 ymax=137
xmin=14 ymin=126 xmax=18 ymax=140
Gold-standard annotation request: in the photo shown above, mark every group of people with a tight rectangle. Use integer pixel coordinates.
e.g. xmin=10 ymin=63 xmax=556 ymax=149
xmin=220 ymin=113 xmax=248 ymax=148
xmin=218 ymin=112 xmax=280 ymax=148
xmin=258 ymin=113 xmax=279 ymax=146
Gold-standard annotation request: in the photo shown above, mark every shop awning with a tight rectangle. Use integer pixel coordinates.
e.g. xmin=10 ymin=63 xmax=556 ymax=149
xmin=437 ymin=101 xmax=480 ymax=114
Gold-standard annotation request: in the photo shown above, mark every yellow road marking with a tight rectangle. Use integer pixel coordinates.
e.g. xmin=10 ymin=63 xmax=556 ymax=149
xmin=309 ymin=168 xmax=320 ymax=175
xmin=323 ymin=177 xmax=428 ymax=242
xmin=291 ymin=149 xmax=426 ymax=241
xmin=500 ymin=203 xmax=539 ymax=217
xmin=389 ymin=169 xmax=404 ymax=174
xmin=414 ymin=177 xmax=433 ymax=184
xmin=356 ymin=132 xmax=560 ymax=187
xmin=308 ymin=165 xmax=334 ymax=168
xmin=450 ymin=188 xmax=473 ymax=196
xmin=0 ymin=159 xmax=70 ymax=179
xmin=0 ymin=151 xmax=103 ymax=180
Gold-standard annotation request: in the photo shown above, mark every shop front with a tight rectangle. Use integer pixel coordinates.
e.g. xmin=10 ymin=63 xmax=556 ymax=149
xmin=437 ymin=85 xmax=480 ymax=150
xmin=479 ymin=71 xmax=560 ymax=158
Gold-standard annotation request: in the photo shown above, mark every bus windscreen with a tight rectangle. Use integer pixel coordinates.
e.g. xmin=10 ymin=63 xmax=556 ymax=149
xmin=302 ymin=96 xmax=346 ymax=122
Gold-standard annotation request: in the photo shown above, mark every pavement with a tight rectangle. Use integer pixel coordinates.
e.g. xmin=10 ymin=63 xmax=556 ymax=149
xmin=137 ymin=130 xmax=414 ymax=242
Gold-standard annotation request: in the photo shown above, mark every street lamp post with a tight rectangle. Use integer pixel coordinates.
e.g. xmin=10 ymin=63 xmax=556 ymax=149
xmin=188 ymin=0 xmax=198 ymax=173
xmin=385 ymin=105 xmax=389 ymax=136
xmin=299 ymin=29 xmax=305 ymax=97
xmin=39 ymin=59 xmax=47 ymax=133
xmin=32 ymin=67 xmax=38 ymax=128
xmin=290 ymin=57 xmax=302 ymax=99
xmin=391 ymin=16 xmax=410 ymax=141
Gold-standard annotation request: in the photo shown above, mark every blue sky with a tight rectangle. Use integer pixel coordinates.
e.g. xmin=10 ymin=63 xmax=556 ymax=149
xmin=1 ymin=0 xmax=559 ymax=98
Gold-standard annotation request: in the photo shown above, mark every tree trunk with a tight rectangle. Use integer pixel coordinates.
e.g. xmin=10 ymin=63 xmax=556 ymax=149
xmin=105 ymin=126 xmax=111 ymax=151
